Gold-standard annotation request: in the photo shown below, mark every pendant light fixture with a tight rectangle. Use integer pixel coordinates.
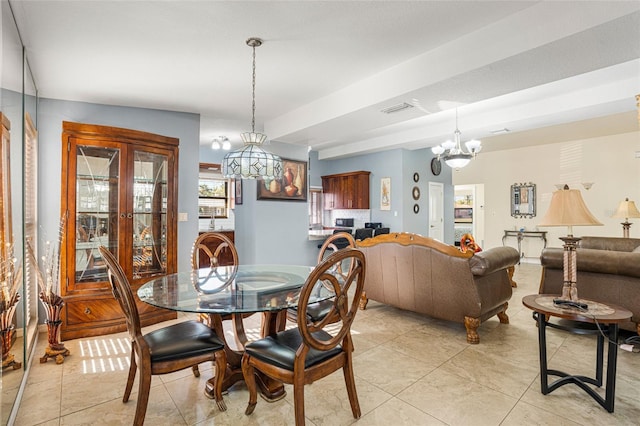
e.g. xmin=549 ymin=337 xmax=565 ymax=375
xmin=223 ymin=37 xmax=283 ymax=179
xmin=431 ymin=109 xmax=482 ymax=169
xmin=211 ymin=136 xmax=231 ymax=150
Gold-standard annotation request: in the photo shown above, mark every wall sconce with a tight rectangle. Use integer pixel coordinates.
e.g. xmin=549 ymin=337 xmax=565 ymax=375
xmin=581 ymin=182 xmax=594 ymax=190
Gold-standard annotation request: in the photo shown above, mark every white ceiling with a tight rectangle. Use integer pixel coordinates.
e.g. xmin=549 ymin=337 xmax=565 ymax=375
xmin=10 ymin=1 xmax=640 ymax=159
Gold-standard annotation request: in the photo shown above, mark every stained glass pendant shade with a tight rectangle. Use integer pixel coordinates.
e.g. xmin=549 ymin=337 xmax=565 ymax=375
xmin=223 ymin=37 xmax=283 ymax=180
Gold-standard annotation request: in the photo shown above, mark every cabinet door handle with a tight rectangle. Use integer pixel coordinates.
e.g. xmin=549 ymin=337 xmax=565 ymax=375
xmin=120 ymin=213 xmax=126 ymax=218
xmin=84 ymin=307 xmax=91 ymax=315
xmin=127 ymin=213 xmax=133 ymax=219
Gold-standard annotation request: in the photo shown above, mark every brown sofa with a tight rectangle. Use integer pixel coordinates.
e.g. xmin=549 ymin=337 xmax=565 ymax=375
xmin=355 ymin=233 xmax=520 ymax=343
xmin=540 ymin=236 xmax=640 ymax=334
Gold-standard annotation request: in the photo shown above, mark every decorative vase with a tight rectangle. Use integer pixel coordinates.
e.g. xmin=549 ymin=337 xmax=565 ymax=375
xmin=1 ymin=294 xmax=22 ymax=370
xmin=294 ymin=164 xmax=304 ymax=196
xmin=40 ymin=292 xmax=70 ymax=364
xmin=284 ymin=167 xmax=294 ymax=186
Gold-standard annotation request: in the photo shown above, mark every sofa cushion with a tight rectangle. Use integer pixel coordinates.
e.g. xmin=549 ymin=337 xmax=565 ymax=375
xmin=633 ymin=246 xmax=640 ymax=253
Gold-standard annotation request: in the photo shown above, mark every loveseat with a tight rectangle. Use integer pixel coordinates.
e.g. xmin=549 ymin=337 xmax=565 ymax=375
xmin=540 ymin=236 xmax=640 ymax=334
xmin=355 ymin=233 xmax=520 ymax=343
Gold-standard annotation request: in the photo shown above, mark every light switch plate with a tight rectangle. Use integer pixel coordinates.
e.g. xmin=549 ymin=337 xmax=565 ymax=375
xmin=178 ymin=212 xmax=188 ymax=222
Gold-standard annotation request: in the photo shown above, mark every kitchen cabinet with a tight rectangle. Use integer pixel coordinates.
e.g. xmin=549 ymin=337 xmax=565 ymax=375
xmin=59 ymin=122 xmax=178 ymax=340
xmin=321 ymin=171 xmax=370 ymax=209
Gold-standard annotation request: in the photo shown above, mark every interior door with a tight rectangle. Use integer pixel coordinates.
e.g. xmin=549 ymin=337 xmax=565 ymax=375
xmin=428 ymin=182 xmax=444 ymax=241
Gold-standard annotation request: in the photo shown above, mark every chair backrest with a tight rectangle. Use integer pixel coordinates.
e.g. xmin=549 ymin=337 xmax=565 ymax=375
xmin=317 ymin=232 xmax=355 ymax=263
xmin=98 ymin=246 xmax=143 ymax=344
xmin=297 ymin=248 xmax=366 ymax=352
xmin=191 ymin=232 xmax=238 ymax=269
xmin=317 ymin=231 xmax=357 ymax=282
xmin=373 ymin=227 xmax=390 ymax=237
xmin=354 ymin=228 xmax=374 ymax=241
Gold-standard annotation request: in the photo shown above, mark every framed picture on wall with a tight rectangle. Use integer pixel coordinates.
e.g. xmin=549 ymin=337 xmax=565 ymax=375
xmin=380 ymin=177 xmax=391 ymax=210
xmin=235 ymin=179 xmax=243 ymax=205
xmin=256 ymin=158 xmax=307 ymax=201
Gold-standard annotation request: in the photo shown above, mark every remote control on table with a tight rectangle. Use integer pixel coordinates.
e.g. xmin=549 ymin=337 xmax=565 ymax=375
xmin=553 ymin=298 xmax=588 ymax=310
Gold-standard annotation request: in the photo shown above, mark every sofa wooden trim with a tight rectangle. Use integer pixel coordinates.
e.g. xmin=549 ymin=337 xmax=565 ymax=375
xmin=356 ymin=232 xmax=474 ymax=258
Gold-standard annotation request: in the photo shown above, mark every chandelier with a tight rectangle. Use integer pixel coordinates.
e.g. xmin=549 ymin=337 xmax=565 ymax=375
xmin=211 ymin=136 xmax=230 ymax=150
xmin=223 ymin=38 xmax=283 ymax=179
xmin=431 ymin=109 xmax=482 ymax=169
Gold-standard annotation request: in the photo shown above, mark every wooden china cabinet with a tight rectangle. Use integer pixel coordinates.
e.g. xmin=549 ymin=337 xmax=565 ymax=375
xmin=321 ymin=171 xmax=370 ymax=210
xmin=59 ymin=122 xmax=178 ymax=340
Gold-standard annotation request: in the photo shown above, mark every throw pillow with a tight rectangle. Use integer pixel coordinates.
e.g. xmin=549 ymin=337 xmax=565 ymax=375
xmin=633 ymin=246 xmax=640 ymax=253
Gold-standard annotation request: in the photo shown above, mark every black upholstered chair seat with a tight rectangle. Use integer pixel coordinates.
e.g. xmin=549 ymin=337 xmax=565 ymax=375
xmin=245 ymin=328 xmax=342 ymax=371
xmin=145 ymin=320 xmax=225 ymax=363
xmin=287 ymin=298 xmax=334 ymax=323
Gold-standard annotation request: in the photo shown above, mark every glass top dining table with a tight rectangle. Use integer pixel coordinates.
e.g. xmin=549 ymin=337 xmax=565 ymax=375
xmin=137 ymin=264 xmax=333 ymax=402
xmin=137 ymin=264 xmax=333 ymax=314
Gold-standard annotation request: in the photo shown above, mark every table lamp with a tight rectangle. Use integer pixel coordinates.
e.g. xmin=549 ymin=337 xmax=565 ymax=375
xmin=611 ymin=197 xmax=640 ymax=238
xmin=538 ymin=185 xmax=602 ymax=302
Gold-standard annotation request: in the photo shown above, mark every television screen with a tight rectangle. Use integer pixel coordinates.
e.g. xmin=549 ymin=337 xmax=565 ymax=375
xmin=454 ymin=208 xmax=473 ymax=222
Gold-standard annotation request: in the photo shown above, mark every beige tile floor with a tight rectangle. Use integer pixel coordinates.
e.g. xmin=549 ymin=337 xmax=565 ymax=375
xmin=15 ymin=263 xmax=640 ymax=425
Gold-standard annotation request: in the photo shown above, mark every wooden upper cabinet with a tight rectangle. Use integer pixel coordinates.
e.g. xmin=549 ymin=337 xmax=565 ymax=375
xmin=60 ymin=122 xmax=179 ymax=339
xmin=321 ymin=171 xmax=370 ymax=210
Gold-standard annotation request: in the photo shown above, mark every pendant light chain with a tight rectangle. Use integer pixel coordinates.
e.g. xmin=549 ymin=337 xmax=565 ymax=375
xmin=251 ymin=42 xmax=257 ymax=133
xmin=222 ymin=37 xmax=282 ymax=179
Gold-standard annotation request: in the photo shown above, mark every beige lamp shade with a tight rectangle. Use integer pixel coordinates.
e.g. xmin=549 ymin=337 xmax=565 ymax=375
xmin=612 ymin=198 xmax=640 ymax=220
xmin=538 ymin=185 xmax=602 ymax=234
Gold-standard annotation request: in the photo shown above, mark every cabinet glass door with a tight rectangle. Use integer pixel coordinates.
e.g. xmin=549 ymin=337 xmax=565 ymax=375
xmin=132 ymin=150 xmax=168 ymax=278
xmin=75 ymin=145 xmax=120 ymax=283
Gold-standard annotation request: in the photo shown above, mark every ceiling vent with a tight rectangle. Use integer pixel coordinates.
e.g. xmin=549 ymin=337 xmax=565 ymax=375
xmin=380 ymin=102 xmax=414 ymax=114
xmin=490 ymin=128 xmax=511 ymax=134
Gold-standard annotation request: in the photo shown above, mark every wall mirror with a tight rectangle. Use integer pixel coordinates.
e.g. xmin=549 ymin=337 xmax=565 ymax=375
xmin=1 ymin=3 xmax=39 ymax=422
xmin=511 ymin=182 xmax=536 ymax=218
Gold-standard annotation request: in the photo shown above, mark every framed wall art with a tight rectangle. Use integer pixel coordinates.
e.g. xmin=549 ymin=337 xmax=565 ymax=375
xmin=235 ymin=179 xmax=243 ymax=205
xmin=257 ymin=158 xmax=307 ymax=201
xmin=380 ymin=177 xmax=391 ymax=210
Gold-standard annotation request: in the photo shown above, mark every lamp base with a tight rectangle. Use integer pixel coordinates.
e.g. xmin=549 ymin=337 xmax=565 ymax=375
xmin=621 ymin=221 xmax=631 ymax=238
xmin=559 ymin=235 xmax=581 ymax=302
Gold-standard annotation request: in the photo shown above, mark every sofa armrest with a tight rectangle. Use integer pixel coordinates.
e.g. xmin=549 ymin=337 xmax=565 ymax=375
xmin=469 ymin=247 xmax=519 ymax=276
xmin=541 ymin=247 xmax=640 ymax=279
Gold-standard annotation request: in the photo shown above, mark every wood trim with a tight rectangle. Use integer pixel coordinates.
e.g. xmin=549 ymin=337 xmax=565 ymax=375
xmin=62 ymin=121 xmax=179 ymax=147
xmin=355 ymin=232 xmax=473 ymax=258
xmin=0 ymin=112 xmax=10 ymax=130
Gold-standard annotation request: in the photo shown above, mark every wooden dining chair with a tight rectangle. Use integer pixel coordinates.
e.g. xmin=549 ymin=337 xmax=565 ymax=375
xmin=191 ymin=232 xmax=239 ymax=270
xmin=190 ymin=232 xmax=241 ymax=377
xmin=287 ymin=231 xmax=356 ymax=325
xmin=242 ymin=248 xmax=366 ymax=425
xmin=98 ymin=246 xmax=228 ymax=425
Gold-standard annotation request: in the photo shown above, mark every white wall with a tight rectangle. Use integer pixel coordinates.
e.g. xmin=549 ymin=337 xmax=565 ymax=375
xmin=453 ymin=131 xmax=640 ymax=258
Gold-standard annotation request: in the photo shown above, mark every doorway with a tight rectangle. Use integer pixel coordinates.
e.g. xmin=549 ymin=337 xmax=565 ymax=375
xmin=454 ymin=184 xmax=485 ymax=247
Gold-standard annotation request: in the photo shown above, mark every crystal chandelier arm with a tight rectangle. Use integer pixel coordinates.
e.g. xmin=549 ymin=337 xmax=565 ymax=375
xmin=465 ymin=139 xmax=482 ymax=154
xmin=431 ymin=146 xmax=445 ymax=156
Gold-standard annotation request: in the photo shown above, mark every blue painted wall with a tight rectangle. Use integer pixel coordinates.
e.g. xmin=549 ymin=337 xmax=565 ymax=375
xmin=38 ymin=98 xmax=201 ymax=272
